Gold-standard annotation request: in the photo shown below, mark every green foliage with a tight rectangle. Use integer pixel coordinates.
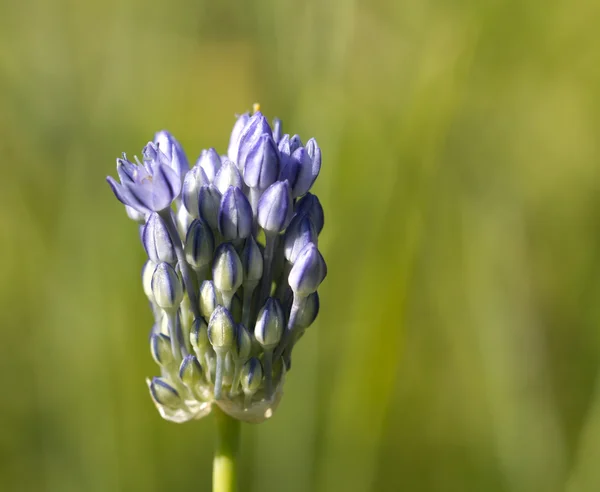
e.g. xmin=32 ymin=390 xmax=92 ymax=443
xmin=1 ymin=0 xmax=600 ymax=490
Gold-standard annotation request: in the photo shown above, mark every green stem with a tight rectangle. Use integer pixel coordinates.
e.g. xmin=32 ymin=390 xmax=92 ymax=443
xmin=213 ymin=406 xmax=240 ymax=492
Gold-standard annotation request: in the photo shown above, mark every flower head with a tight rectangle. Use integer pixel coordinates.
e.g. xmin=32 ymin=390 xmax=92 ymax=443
xmin=107 ymin=106 xmax=326 ymax=423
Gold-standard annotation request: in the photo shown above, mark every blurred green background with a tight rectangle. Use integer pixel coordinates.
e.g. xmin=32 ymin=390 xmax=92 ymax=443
xmin=2 ymin=0 xmax=600 ymax=491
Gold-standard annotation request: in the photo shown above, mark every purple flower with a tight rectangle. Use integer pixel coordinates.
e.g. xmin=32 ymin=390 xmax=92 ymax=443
xmin=107 ymin=144 xmax=181 ymax=213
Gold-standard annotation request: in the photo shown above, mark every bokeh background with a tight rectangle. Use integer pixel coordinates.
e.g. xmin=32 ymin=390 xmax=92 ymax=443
xmin=2 ymin=0 xmax=600 ymax=491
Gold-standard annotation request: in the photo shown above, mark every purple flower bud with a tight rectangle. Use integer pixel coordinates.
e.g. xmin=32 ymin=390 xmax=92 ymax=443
xmin=184 ymin=218 xmax=215 ymax=271
xmin=272 ymin=118 xmax=282 ymax=143
xmin=279 ymin=147 xmax=315 ymax=198
xmin=196 ymin=148 xmax=222 ymax=182
xmin=214 ymin=158 xmax=243 ymax=195
xmin=107 ymin=150 xmax=181 ymax=213
xmin=142 ymin=213 xmax=176 ymax=264
xmin=284 ymin=214 xmax=318 ymax=264
xmin=277 ymin=134 xmax=290 ymax=154
xmin=197 ymin=184 xmax=222 ymax=230
xmin=288 ymin=243 xmax=327 ymax=297
xmin=212 ymin=243 xmax=243 ymax=295
xmin=227 ymin=112 xmax=250 ymax=162
xmin=257 ymin=181 xmax=293 ymax=233
xmin=182 ymin=165 xmax=210 ymax=216
xmin=237 ymin=112 xmax=273 ymax=170
xmin=254 ymin=298 xmax=285 ymax=349
xmin=241 ymin=134 xmax=280 ymax=191
xmin=152 ymin=262 xmax=184 ymax=311
xmin=154 ymin=130 xmax=189 ymax=180
xmin=241 ymin=236 xmax=263 ymax=285
xmin=305 ymin=138 xmax=321 ymax=180
xmin=218 ymin=186 xmax=253 ymax=240
xmin=289 ymin=134 xmax=303 ymax=152
xmin=295 ymin=192 xmax=324 ymax=234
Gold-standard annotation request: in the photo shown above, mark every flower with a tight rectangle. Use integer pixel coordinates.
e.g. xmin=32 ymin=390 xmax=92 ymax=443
xmin=107 ymin=106 xmax=326 ymax=424
xmin=107 ymin=144 xmax=182 ymax=213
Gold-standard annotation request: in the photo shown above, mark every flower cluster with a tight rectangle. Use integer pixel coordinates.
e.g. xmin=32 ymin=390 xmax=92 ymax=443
xmin=107 ymin=107 xmax=326 ymax=423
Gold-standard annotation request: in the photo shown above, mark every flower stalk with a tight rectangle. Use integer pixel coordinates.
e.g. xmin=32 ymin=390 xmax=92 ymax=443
xmin=213 ymin=406 xmax=240 ymax=492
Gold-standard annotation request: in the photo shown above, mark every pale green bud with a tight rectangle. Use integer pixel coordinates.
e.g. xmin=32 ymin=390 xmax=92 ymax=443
xmin=149 ymin=377 xmax=181 ymax=409
xmin=152 ymin=262 xmax=184 ymax=311
xmin=199 ymin=280 xmax=222 ymax=319
xmin=150 ymin=333 xmax=174 ymax=367
xmin=208 ymin=306 xmax=236 ymax=353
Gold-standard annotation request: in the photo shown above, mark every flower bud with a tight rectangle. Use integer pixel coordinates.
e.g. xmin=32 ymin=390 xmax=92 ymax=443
xmin=280 ymin=147 xmax=315 ymax=198
xmin=254 ymin=298 xmax=285 ymax=350
xmin=150 ymin=333 xmax=174 ymax=366
xmin=190 ymin=317 xmax=210 ymax=356
xmin=198 ymin=184 xmax=222 ymax=230
xmin=179 ymin=354 xmax=204 ymax=388
xmin=305 ymin=138 xmax=321 ymax=179
xmin=284 ymin=214 xmax=318 ymax=264
xmin=231 ymin=293 xmax=243 ymax=324
xmin=241 ymin=236 xmax=263 ymax=286
xmin=154 ymin=130 xmax=189 ymax=179
xmin=241 ymin=357 xmax=263 ymax=398
xmin=207 ymin=306 xmax=236 ymax=352
xmin=218 ymin=186 xmax=253 ymax=240
xmin=151 ymin=262 xmax=184 ymax=311
xmin=214 ymin=159 xmax=243 ymax=195
xmin=231 ymin=323 xmax=252 ymax=362
xmin=184 ymin=219 xmax=214 ymax=271
xmin=208 ymin=306 xmax=236 ymax=399
xmin=142 ymin=261 xmax=157 ymax=302
xmin=196 ymin=148 xmax=221 ymax=182
xmin=289 ymin=134 xmax=303 ymax=152
xmin=176 ymin=204 xmax=194 ymax=239
xmin=257 ymin=181 xmax=293 ymax=234
xmin=295 ymin=192 xmax=324 ymax=235
xmin=241 ymin=134 xmax=279 ymax=190
xmin=237 ymin=112 xmax=273 ymax=168
xmin=212 ymin=243 xmax=243 ymax=297
xmin=126 ymin=205 xmax=146 ymax=223
xmin=142 ymin=213 xmax=176 ymax=264
xmin=272 ymin=118 xmax=282 ymax=143
xmin=149 ymin=377 xmax=181 ymax=408
xmin=199 ymin=280 xmax=222 ymax=319
xmin=288 ymin=243 xmax=327 ymax=297
xmin=227 ymin=112 xmax=250 ymax=162
xmin=182 ymin=165 xmax=210 ymax=217
xmin=294 ymin=291 xmax=320 ymax=330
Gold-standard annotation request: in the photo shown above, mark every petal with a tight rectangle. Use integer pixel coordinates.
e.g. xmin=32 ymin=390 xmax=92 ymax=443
xmin=107 ymin=176 xmax=138 ymax=210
